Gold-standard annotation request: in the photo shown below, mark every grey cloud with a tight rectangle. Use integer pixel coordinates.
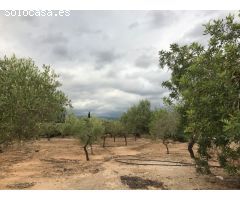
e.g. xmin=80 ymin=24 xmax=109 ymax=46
xmin=128 ymin=22 xmax=139 ymax=29
xmin=179 ymin=23 xmax=210 ymax=46
xmin=135 ymin=54 xmax=154 ymax=68
xmin=39 ymin=32 xmax=68 ymax=44
xmin=187 ymin=24 xmax=205 ymax=39
xmin=148 ymin=10 xmax=180 ymax=28
xmin=178 ymin=11 xmax=237 ymax=46
xmin=17 ymin=16 xmax=38 ymax=25
xmin=92 ymin=49 xmax=122 ymax=69
xmin=60 ymin=66 xmax=169 ymax=112
xmin=75 ymin=26 xmax=103 ymax=36
xmin=0 ymin=10 xmax=234 ymax=117
xmin=52 ymin=45 xmax=71 ymax=60
xmin=195 ymin=10 xmax=233 ymax=19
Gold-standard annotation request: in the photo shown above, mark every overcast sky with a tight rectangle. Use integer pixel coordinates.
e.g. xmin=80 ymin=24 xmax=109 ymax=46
xmin=0 ymin=10 xmax=235 ymax=117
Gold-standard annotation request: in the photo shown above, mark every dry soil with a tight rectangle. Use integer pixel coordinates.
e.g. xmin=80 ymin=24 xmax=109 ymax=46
xmin=0 ymin=137 xmax=239 ymax=190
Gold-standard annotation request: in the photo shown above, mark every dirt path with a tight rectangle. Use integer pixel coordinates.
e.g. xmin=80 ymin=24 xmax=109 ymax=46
xmin=0 ymin=137 xmax=239 ymax=189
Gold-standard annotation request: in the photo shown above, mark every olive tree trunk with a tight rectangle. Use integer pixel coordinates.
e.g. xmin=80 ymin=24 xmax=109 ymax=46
xmin=102 ymin=135 xmax=106 ymax=148
xmin=188 ymin=136 xmax=195 ymax=159
xmin=163 ymin=139 xmax=169 ymax=154
xmin=124 ymin=135 xmax=127 ymax=146
xmin=83 ymin=135 xmax=91 ymax=161
xmin=90 ymin=144 xmax=93 ymax=155
xmin=0 ymin=141 xmax=4 ymax=153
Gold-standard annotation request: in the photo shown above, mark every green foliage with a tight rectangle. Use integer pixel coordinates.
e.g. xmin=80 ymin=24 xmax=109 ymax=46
xmin=103 ymin=119 xmax=126 ymax=137
xmin=159 ymin=13 xmax=240 ymax=174
xmin=220 ymin=113 xmax=240 ymax=174
xmin=103 ymin=120 xmax=114 ymax=136
xmin=150 ymin=108 xmax=179 ymax=140
xmin=0 ymin=55 xmax=70 ymax=146
xmin=74 ymin=117 xmax=105 ymax=146
xmin=36 ymin=122 xmax=62 ymax=139
xmin=60 ymin=114 xmax=81 ymax=137
xmin=59 ymin=114 xmax=105 ymax=160
xmin=121 ymin=99 xmax=151 ymax=136
xmin=111 ymin=120 xmax=126 ymax=137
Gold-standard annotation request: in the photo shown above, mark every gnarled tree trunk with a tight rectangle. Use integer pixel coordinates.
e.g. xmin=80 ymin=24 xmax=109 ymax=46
xmin=90 ymin=144 xmax=93 ymax=155
xmin=83 ymin=144 xmax=89 ymax=161
xmin=188 ymin=136 xmax=195 ymax=159
xmin=102 ymin=135 xmax=106 ymax=148
xmin=163 ymin=139 xmax=169 ymax=154
xmin=124 ymin=135 xmax=127 ymax=146
xmin=83 ymin=135 xmax=91 ymax=161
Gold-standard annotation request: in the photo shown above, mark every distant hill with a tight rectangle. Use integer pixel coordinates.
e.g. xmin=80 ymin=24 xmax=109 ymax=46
xmin=98 ymin=116 xmax=120 ymax=120
xmin=75 ymin=114 xmax=119 ymax=120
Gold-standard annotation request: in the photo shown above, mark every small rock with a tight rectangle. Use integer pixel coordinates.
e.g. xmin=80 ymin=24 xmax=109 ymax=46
xmin=216 ymin=176 xmax=224 ymax=181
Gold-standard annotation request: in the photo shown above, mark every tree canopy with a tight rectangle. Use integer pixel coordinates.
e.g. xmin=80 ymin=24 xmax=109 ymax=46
xmin=0 ymin=55 xmax=70 ymax=146
xmin=120 ymin=99 xmax=151 ymax=137
xmin=159 ymin=13 xmax=240 ymax=174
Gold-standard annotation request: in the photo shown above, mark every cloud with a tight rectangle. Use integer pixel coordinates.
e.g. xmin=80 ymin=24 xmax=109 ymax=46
xmin=92 ymin=49 xmax=123 ymax=69
xmin=135 ymin=54 xmax=154 ymax=68
xmin=0 ymin=10 xmax=234 ymax=117
xmin=148 ymin=10 xmax=180 ymax=28
xmin=51 ymin=45 xmax=71 ymax=59
xmin=187 ymin=24 xmax=205 ymax=39
xmin=128 ymin=22 xmax=139 ymax=29
xmin=39 ymin=32 xmax=69 ymax=44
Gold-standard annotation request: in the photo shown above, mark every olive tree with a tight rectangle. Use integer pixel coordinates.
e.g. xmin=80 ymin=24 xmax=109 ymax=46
xmin=102 ymin=120 xmax=114 ymax=147
xmin=121 ymin=99 xmax=151 ymax=140
xmin=150 ymin=109 xmax=179 ymax=154
xmin=102 ymin=120 xmax=128 ymax=147
xmin=0 ymin=55 xmax=70 ymax=150
xmin=75 ymin=117 xmax=105 ymax=161
xmin=112 ymin=120 xmax=128 ymax=146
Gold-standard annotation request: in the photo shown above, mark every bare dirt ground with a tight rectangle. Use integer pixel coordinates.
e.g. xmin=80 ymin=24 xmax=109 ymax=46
xmin=0 ymin=137 xmax=239 ymax=190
